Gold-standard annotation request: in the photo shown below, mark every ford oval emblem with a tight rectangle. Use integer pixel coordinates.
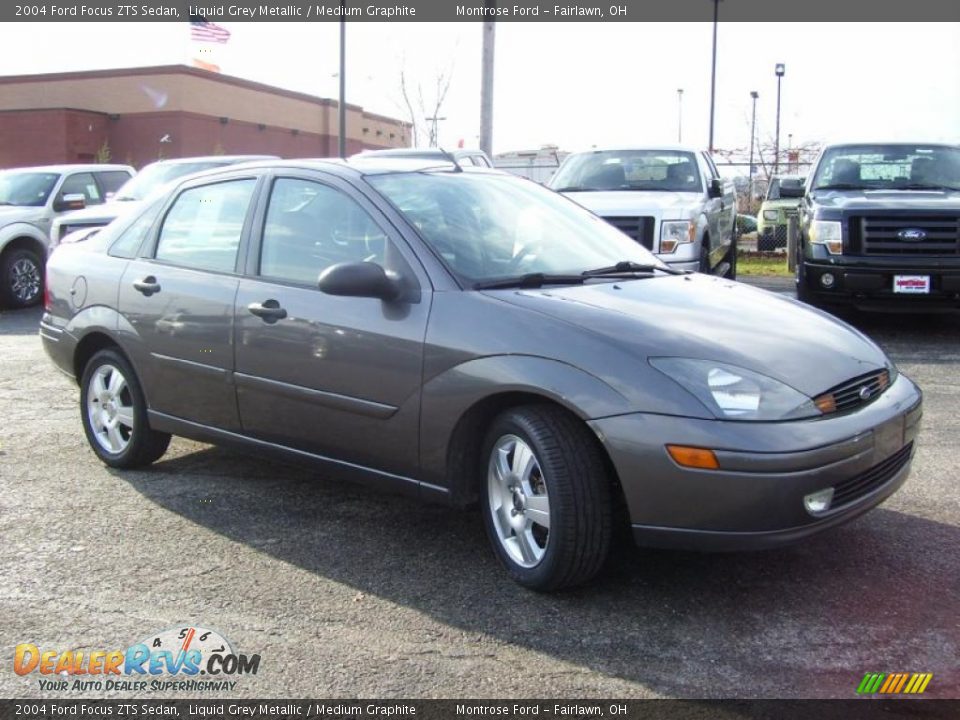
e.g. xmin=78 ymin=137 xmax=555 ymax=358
xmin=898 ymin=228 xmax=927 ymax=241
xmin=859 ymin=386 xmax=873 ymax=401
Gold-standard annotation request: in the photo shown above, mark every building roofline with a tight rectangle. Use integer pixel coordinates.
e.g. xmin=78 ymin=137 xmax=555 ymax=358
xmin=0 ymin=64 xmax=410 ymax=127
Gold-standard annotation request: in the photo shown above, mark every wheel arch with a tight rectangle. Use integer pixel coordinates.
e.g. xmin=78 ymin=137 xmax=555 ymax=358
xmin=439 ymin=389 xmax=626 ymax=516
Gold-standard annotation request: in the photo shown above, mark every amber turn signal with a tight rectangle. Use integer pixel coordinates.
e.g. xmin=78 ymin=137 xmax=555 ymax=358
xmin=666 ymin=445 xmax=720 ymax=470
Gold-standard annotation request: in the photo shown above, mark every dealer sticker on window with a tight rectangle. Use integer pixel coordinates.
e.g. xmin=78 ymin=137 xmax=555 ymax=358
xmin=893 ymin=275 xmax=931 ymax=294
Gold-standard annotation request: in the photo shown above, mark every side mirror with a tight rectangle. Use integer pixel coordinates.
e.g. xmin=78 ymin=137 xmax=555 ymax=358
xmin=54 ymin=193 xmax=86 ymax=212
xmin=707 ymin=178 xmax=723 ymax=199
xmin=318 ymin=261 xmax=402 ymax=302
xmin=779 ymin=185 xmax=805 ymax=199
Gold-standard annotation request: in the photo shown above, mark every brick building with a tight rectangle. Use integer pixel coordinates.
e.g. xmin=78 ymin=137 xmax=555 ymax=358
xmin=0 ymin=65 xmax=410 ymax=169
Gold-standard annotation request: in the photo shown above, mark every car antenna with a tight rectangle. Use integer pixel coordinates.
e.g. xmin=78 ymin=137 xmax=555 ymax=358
xmin=439 ymin=147 xmax=464 ymax=173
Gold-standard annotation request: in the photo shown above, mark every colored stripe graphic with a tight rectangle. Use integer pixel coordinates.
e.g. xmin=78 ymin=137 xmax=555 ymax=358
xmin=857 ymin=672 xmax=931 ymax=694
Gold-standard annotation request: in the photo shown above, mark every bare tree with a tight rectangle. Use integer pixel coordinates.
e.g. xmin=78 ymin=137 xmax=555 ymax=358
xmin=396 ymin=56 xmax=455 ymax=149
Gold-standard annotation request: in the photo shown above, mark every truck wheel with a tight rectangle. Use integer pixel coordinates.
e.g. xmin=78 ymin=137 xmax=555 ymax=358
xmin=726 ymin=241 xmax=737 ymax=280
xmin=1 ymin=247 xmax=43 ymax=309
xmin=698 ymin=241 xmax=711 ymax=274
xmin=481 ymin=404 xmax=613 ymax=591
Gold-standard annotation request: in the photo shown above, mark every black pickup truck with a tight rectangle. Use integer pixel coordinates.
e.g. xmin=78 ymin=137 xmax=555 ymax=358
xmin=793 ymin=142 xmax=960 ymax=310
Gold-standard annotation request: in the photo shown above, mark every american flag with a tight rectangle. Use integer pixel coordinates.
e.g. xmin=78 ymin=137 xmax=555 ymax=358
xmin=190 ymin=18 xmax=231 ymax=44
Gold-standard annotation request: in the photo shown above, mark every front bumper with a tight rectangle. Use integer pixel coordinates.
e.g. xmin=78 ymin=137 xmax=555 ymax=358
xmin=800 ymin=257 xmax=960 ymax=309
xmin=588 ymin=372 xmax=922 ymax=551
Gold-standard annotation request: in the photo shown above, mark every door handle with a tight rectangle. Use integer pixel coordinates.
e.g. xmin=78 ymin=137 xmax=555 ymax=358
xmin=247 ymin=299 xmax=287 ymax=323
xmin=133 ymin=276 xmax=161 ymax=296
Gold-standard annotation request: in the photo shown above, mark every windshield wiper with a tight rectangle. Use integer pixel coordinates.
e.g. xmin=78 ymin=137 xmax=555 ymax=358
xmin=813 ymin=183 xmax=864 ymax=191
xmin=114 ymin=195 xmax=138 ymax=201
xmin=474 ymin=273 xmax=587 ymax=290
xmin=0 ymin=201 xmax=14 ymax=206
xmin=551 ymin=186 xmax=603 ymax=193
xmin=583 ymin=260 xmax=686 ymax=276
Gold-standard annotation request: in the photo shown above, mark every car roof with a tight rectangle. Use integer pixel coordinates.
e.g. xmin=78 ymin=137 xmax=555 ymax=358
xmin=353 ymin=148 xmax=489 ymax=159
xmin=565 ymin=146 xmax=706 ymax=155
xmin=174 ymin=157 xmax=507 ymax=182
xmin=146 ymin=155 xmax=279 ymax=166
xmin=821 ymin=141 xmax=960 ymax=150
xmin=0 ymin=163 xmax=135 ymax=174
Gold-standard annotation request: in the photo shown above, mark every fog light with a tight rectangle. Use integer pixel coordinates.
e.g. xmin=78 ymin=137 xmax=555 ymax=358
xmin=820 ymin=272 xmax=836 ymax=289
xmin=804 ymin=488 xmax=834 ymax=514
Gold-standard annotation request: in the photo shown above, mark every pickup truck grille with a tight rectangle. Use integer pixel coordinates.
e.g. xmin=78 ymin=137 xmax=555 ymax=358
xmin=602 ymin=216 xmax=655 ymax=250
xmin=855 ymin=215 xmax=960 ymax=256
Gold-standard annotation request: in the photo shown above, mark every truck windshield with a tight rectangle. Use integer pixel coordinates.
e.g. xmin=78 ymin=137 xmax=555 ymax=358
xmin=0 ymin=172 xmax=60 ymax=207
xmin=813 ymin=145 xmax=960 ymax=191
xmin=549 ymin=150 xmax=702 ymax=193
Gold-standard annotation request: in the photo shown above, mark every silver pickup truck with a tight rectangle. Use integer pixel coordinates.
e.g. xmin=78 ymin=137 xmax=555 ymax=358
xmin=548 ymin=146 xmax=738 ymax=277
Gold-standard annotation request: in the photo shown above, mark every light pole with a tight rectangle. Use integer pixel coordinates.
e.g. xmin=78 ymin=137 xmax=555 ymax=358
xmin=773 ymin=62 xmax=785 ymax=175
xmin=677 ymin=88 xmax=684 ymax=143
xmin=748 ymin=91 xmax=758 ymax=212
xmin=338 ymin=7 xmax=346 ymax=158
xmin=708 ymin=0 xmax=720 ymax=153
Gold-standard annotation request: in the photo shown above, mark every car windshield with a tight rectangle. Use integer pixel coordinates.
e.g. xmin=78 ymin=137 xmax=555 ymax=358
xmin=549 ymin=150 xmax=702 ymax=192
xmin=114 ymin=161 xmax=226 ymax=201
xmin=367 ymin=172 xmax=665 ymax=285
xmin=0 ymin=172 xmax=60 ymax=207
xmin=812 ymin=145 xmax=960 ymax=191
xmin=766 ymin=177 xmax=803 ymax=200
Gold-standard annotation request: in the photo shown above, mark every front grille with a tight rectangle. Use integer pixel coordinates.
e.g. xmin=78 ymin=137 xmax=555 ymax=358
xmin=832 ymin=442 xmax=913 ymax=508
xmin=603 ymin=216 xmax=655 ymax=250
xmin=858 ymin=215 xmax=960 ymax=256
xmin=814 ymin=370 xmax=890 ymax=415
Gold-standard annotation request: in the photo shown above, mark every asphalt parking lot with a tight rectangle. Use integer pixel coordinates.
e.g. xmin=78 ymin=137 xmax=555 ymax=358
xmin=1 ymin=278 xmax=958 ymax=700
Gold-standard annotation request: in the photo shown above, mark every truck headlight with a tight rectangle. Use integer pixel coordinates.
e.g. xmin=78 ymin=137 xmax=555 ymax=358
xmin=650 ymin=357 xmax=820 ymax=421
xmin=763 ymin=209 xmax=779 ymax=221
xmin=809 ymin=220 xmax=843 ymax=254
xmin=660 ymin=220 xmax=695 ymax=254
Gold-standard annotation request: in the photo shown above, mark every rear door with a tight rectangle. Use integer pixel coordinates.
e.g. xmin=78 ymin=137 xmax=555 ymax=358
xmin=118 ymin=172 xmax=261 ymax=431
xmin=233 ymin=172 xmax=431 ymax=478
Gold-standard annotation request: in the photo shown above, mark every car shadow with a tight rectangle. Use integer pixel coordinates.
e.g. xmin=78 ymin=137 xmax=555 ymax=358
xmin=120 ymin=445 xmax=960 ymax=698
xmin=0 ymin=305 xmax=43 ymax=336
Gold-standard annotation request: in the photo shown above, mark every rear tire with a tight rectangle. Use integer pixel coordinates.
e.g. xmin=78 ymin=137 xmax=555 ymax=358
xmin=726 ymin=239 xmax=738 ymax=280
xmin=698 ymin=240 xmax=711 ymax=274
xmin=1 ymin=247 xmax=43 ymax=309
xmin=80 ymin=348 xmax=171 ymax=468
xmin=481 ymin=404 xmax=613 ymax=591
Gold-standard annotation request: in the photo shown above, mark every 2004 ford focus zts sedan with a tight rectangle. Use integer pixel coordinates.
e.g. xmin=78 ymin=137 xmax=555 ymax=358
xmin=41 ymin=158 xmax=923 ymax=591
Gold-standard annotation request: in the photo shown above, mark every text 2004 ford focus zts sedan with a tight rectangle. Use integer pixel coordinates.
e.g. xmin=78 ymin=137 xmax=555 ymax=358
xmin=41 ymin=159 xmax=923 ymax=591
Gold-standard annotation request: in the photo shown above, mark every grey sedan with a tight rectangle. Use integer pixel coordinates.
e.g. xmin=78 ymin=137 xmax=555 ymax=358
xmin=41 ymin=159 xmax=923 ymax=590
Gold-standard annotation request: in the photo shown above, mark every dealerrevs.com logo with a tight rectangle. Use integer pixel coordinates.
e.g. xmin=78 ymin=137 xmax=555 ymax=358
xmin=14 ymin=625 xmax=261 ymax=693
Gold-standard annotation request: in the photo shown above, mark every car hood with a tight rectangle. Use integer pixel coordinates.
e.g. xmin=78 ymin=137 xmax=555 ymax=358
xmin=562 ymin=190 xmax=702 ymax=216
xmin=56 ymin=199 xmax=139 ymax=225
xmin=810 ymin=188 xmax=960 ymax=212
xmin=486 ymin=274 xmax=890 ymax=397
xmin=0 ymin=205 xmax=44 ymax=225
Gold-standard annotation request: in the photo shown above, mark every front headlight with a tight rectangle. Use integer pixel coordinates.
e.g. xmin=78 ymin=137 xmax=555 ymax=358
xmin=809 ymin=220 xmax=843 ymax=254
xmin=660 ymin=220 xmax=695 ymax=253
xmin=650 ymin=357 xmax=821 ymax=421
xmin=763 ymin=209 xmax=779 ymax=221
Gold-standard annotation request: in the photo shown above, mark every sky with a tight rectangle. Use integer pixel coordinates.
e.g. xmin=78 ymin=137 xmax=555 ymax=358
xmin=2 ymin=21 xmax=958 ymax=157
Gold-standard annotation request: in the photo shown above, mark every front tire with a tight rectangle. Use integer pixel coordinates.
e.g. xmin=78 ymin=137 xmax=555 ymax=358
xmin=1 ymin=247 xmax=43 ymax=308
xmin=698 ymin=239 xmax=711 ymax=274
xmin=80 ymin=348 xmax=170 ymax=468
xmin=481 ymin=405 xmax=613 ymax=591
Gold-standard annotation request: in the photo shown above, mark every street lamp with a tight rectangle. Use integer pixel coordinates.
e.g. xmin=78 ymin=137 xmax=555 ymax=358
xmin=748 ymin=91 xmax=759 ymax=212
xmin=677 ymin=88 xmax=684 ymax=143
xmin=773 ymin=62 xmax=785 ymax=175
xmin=338 ymin=7 xmax=346 ymax=158
xmin=708 ymin=0 xmax=720 ymax=153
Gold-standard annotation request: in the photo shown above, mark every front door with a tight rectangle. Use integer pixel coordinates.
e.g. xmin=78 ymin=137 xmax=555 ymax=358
xmin=233 ymin=174 xmax=431 ymax=478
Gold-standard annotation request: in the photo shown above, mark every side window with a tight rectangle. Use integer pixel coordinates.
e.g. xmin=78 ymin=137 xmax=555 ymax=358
xmin=259 ymin=178 xmax=389 ymax=286
xmin=109 ymin=198 xmax=165 ymax=259
xmin=701 ymin=153 xmax=720 ymax=179
xmin=96 ymin=171 xmax=132 ymax=197
xmin=58 ymin=173 xmax=102 ymax=206
xmin=155 ymin=178 xmax=256 ymax=273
